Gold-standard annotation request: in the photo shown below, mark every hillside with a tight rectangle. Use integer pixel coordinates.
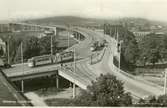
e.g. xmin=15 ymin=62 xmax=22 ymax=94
xmin=24 ymin=16 xmax=101 ymax=26
xmin=24 ymin=16 xmax=167 ymax=27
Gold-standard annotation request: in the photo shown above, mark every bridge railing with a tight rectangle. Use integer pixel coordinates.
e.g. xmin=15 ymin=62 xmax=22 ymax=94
xmin=58 ymin=66 xmax=88 ymax=90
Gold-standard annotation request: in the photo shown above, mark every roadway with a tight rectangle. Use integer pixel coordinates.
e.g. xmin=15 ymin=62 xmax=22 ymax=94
xmin=57 ymin=27 xmax=163 ymax=99
xmin=77 ymin=28 xmax=164 ymax=99
xmin=3 ymin=27 xmax=92 ymax=78
xmin=3 ymin=25 xmax=102 ymax=91
xmin=3 ymin=23 xmax=164 ymax=101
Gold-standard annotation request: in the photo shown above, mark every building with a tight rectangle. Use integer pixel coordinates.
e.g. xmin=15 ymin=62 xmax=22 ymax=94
xmin=0 ymin=23 xmax=11 ymax=33
xmin=133 ymin=31 xmax=151 ymax=42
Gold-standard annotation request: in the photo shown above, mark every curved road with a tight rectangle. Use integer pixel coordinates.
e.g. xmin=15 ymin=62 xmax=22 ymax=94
xmin=3 ymin=24 xmax=164 ymax=103
xmin=75 ymin=28 xmax=164 ymax=99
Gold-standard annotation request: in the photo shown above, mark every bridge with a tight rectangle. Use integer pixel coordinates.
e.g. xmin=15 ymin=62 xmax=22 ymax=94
xmin=3 ymin=23 xmax=100 ymax=100
xmin=2 ymin=23 xmax=165 ymax=106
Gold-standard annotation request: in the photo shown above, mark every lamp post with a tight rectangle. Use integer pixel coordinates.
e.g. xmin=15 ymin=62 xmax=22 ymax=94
xmin=51 ymin=33 xmax=53 ymax=56
xmin=164 ymin=69 xmax=167 ymax=95
xmin=90 ymin=47 xmax=94 ymax=64
xmin=21 ymin=42 xmax=24 ymax=93
xmin=7 ymin=36 xmax=11 ymax=64
xmin=67 ymin=25 xmax=70 ymax=50
xmin=72 ymin=48 xmax=76 ymax=98
xmin=118 ymin=40 xmax=123 ymax=71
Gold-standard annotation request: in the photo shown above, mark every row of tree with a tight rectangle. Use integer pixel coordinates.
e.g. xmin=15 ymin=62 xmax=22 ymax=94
xmin=22 ymin=36 xmax=57 ymax=59
xmin=104 ymin=24 xmax=167 ymax=69
xmin=5 ymin=35 xmax=57 ymax=64
xmin=104 ymin=25 xmax=139 ymax=70
xmin=136 ymin=95 xmax=167 ymax=107
xmin=138 ymin=33 xmax=167 ymax=66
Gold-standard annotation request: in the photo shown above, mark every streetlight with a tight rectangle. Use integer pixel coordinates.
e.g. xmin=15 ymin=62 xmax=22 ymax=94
xmin=90 ymin=46 xmax=94 ymax=64
xmin=7 ymin=36 xmax=11 ymax=64
xmin=67 ymin=24 xmax=70 ymax=50
xmin=20 ymin=42 xmax=24 ymax=93
xmin=72 ymin=48 xmax=76 ymax=98
xmin=118 ymin=40 xmax=123 ymax=70
xmin=51 ymin=32 xmax=53 ymax=56
xmin=164 ymin=69 xmax=167 ymax=95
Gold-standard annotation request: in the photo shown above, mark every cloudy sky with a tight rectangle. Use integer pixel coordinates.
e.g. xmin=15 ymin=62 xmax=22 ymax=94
xmin=0 ymin=0 xmax=167 ymax=21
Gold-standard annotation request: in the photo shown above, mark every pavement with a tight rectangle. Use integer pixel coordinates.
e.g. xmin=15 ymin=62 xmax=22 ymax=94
xmin=24 ymin=92 xmax=47 ymax=106
xmin=1 ymin=25 xmax=165 ymax=106
xmin=85 ymin=29 xmax=164 ymax=98
xmin=61 ymin=27 xmax=164 ymax=99
xmin=66 ymin=27 xmax=164 ymax=99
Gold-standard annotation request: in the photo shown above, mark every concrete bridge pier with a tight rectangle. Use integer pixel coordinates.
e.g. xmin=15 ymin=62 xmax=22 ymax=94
xmin=21 ymin=80 xmax=24 ymax=93
xmin=76 ymin=33 xmax=79 ymax=40
xmin=78 ymin=33 xmax=81 ymax=40
xmin=72 ymin=83 xmax=76 ymax=98
xmin=56 ymin=74 xmax=59 ymax=89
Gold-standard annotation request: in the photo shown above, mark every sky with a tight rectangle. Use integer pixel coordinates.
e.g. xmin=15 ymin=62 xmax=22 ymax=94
xmin=0 ymin=0 xmax=167 ymax=21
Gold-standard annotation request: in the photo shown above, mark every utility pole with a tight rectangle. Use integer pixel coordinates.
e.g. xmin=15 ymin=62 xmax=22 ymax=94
xmin=51 ymin=33 xmax=53 ymax=56
xmin=72 ymin=48 xmax=76 ymax=98
xmin=103 ymin=23 xmax=105 ymax=38
xmin=56 ymin=71 xmax=59 ymax=89
xmin=118 ymin=40 xmax=123 ymax=71
xmin=68 ymin=25 xmax=70 ymax=49
xmin=21 ymin=42 xmax=24 ymax=93
xmin=90 ymin=54 xmax=93 ymax=64
xmin=116 ymin=28 xmax=120 ymax=70
xmin=115 ymin=27 xmax=117 ymax=40
xmin=116 ymin=28 xmax=119 ymax=43
xmin=118 ymin=42 xmax=121 ymax=70
xmin=164 ymin=69 xmax=167 ymax=94
xmin=7 ymin=37 xmax=10 ymax=64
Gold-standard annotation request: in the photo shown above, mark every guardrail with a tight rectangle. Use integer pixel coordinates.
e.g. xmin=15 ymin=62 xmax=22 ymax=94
xmin=59 ymin=66 xmax=88 ymax=90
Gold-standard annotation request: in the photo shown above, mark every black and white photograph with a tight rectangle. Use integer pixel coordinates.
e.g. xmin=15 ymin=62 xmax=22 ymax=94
xmin=0 ymin=0 xmax=167 ymax=107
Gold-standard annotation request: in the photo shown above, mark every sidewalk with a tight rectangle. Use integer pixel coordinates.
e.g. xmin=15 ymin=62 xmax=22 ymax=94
xmin=24 ymin=92 xmax=47 ymax=106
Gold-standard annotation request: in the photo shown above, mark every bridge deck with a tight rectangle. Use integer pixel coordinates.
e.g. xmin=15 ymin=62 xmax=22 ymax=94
xmin=3 ymin=63 xmax=60 ymax=77
xmin=3 ymin=63 xmax=94 ymax=90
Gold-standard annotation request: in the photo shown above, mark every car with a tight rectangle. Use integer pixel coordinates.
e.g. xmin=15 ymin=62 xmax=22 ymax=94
xmin=3 ymin=63 xmax=12 ymax=68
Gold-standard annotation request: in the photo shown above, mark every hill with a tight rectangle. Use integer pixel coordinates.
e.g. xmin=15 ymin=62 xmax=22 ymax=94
xmin=24 ymin=16 xmax=167 ymax=27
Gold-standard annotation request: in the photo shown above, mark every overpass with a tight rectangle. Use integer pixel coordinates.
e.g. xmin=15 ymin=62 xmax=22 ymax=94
xmin=3 ymin=23 xmax=99 ymax=100
xmin=2 ymin=23 xmax=165 ymax=106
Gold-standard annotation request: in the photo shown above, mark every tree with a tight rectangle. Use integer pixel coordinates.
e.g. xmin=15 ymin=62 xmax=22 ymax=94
xmin=157 ymin=94 xmax=167 ymax=106
xmin=0 ymin=46 xmax=4 ymax=56
xmin=9 ymin=36 xmax=22 ymax=63
xmin=111 ymin=26 xmax=139 ymax=71
xmin=23 ymin=36 xmax=41 ymax=59
xmin=124 ymin=39 xmax=139 ymax=64
xmin=39 ymin=36 xmax=57 ymax=55
xmin=115 ymin=26 xmax=139 ymax=65
xmin=136 ymin=94 xmax=167 ymax=107
xmin=73 ymin=74 xmax=132 ymax=106
xmin=159 ymin=35 xmax=167 ymax=61
xmin=138 ymin=33 xmax=165 ymax=65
